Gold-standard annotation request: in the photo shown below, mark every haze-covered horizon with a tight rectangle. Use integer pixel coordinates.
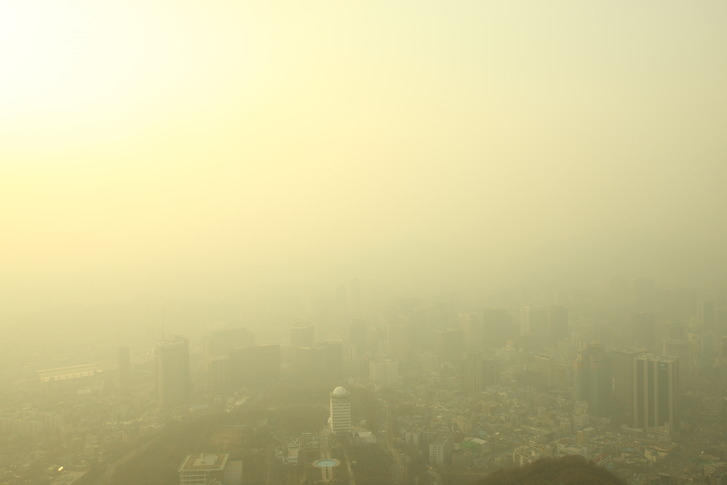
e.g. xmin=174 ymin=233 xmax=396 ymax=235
xmin=2 ymin=1 xmax=727 ymax=349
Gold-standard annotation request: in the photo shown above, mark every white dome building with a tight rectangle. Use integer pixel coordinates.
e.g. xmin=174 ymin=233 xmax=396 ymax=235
xmin=328 ymin=386 xmax=351 ymax=435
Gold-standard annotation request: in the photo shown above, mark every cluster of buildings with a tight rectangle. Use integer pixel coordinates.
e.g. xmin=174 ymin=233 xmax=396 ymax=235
xmin=2 ymin=279 xmax=727 ymax=484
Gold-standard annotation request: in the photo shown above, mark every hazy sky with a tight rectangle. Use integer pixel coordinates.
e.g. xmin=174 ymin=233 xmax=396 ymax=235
xmin=1 ymin=1 xmax=726 ymax=325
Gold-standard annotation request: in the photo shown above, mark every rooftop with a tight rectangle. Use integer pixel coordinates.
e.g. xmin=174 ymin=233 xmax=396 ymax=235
xmin=332 ymin=386 xmax=350 ymax=396
xmin=178 ymin=453 xmax=229 ymax=473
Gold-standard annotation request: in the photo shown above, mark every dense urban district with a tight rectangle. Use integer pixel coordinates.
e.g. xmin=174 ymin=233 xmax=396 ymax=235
xmin=2 ymin=280 xmax=727 ymax=485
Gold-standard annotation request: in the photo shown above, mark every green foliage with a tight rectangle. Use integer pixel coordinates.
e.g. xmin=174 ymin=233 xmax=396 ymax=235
xmin=476 ymin=456 xmax=627 ymax=485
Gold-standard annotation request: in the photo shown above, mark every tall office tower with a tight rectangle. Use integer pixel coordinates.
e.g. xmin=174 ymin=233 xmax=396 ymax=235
xmin=460 ymin=353 xmax=484 ymax=396
xmin=633 ymin=354 xmax=680 ymax=430
xmin=329 ymin=386 xmax=352 ymax=435
xmin=667 ymin=324 xmax=686 ymax=340
xmin=573 ymin=344 xmax=611 ymax=416
xmin=369 ymin=359 xmax=399 ymax=389
xmin=482 ymin=308 xmax=511 ymax=349
xmin=634 ymin=279 xmax=656 ymax=313
xmin=663 ymin=339 xmax=692 ymax=379
xmin=435 ymin=328 xmax=463 ymax=365
xmin=632 ymin=312 xmax=657 ymax=350
xmin=520 ymin=307 xmax=551 ymax=351
xmin=230 ymin=344 xmax=280 ymax=386
xmin=461 ymin=353 xmax=500 ymax=396
xmin=386 ymin=320 xmax=408 ymax=362
xmin=611 ymin=347 xmax=644 ymax=419
xmin=204 ymin=328 xmax=254 ymax=361
xmin=532 ymin=353 xmax=554 ymax=389
xmin=293 ymin=341 xmax=342 ymax=381
xmin=460 ymin=313 xmax=485 ymax=353
xmin=207 ymin=356 xmax=230 ymax=395
xmin=350 ymin=279 xmax=361 ymax=319
xmin=697 ymin=301 xmax=716 ymax=332
xmin=156 ymin=336 xmax=191 ymax=409
xmin=548 ymin=306 xmax=569 ymax=344
xmin=319 ymin=341 xmax=343 ymax=379
xmin=347 ymin=320 xmax=368 ymax=360
xmin=290 ymin=325 xmax=315 ymax=348
xmin=482 ymin=358 xmax=500 ymax=387
xmin=117 ymin=346 xmax=132 ymax=393
xmin=520 ymin=306 xmax=549 ymax=337
xmin=553 ymin=362 xmax=569 ymax=389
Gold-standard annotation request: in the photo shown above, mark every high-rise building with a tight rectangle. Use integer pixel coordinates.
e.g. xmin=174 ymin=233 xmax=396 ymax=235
xmin=347 ymin=320 xmax=368 ymax=360
xmin=156 ymin=336 xmax=191 ymax=409
xmin=460 ymin=353 xmax=500 ymax=396
xmin=482 ymin=308 xmax=511 ymax=349
xmin=204 ymin=328 xmax=254 ymax=362
xmin=532 ymin=353 xmax=554 ymax=389
xmin=460 ymin=313 xmax=485 ymax=353
xmin=573 ymin=344 xmax=611 ymax=416
xmin=634 ymin=279 xmax=656 ymax=313
xmin=435 ymin=328 xmax=463 ymax=365
xmin=290 ymin=325 xmax=315 ymax=348
xmin=329 ymin=386 xmax=351 ymax=435
xmin=520 ymin=307 xmax=549 ymax=339
xmin=207 ymin=356 xmax=230 ymax=395
xmin=548 ymin=306 xmax=569 ymax=344
xmin=697 ymin=301 xmax=716 ymax=332
xmin=632 ymin=313 xmax=657 ymax=350
xmin=611 ymin=347 xmax=644 ymax=419
xmin=386 ymin=320 xmax=408 ymax=362
xmin=663 ymin=339 xmax=692 ymax=379
xmin=230 ymin=344 xmax=280 ymax=386
xmin=369 ymin=359 xmax=399 ymax=389
xmin=634 ymin=354 xmax=680 ymax=430
xmin=293 ymin=341 xmax=342 ymax=381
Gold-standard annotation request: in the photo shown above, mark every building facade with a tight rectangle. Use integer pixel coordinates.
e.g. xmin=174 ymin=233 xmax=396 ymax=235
xmin=633 ymin=354 xmax=680 ymax=431
xmin=329 ymin=386 xmax=352 ymax=435
xmin=156 ymin=336 xmax=191 ymax=409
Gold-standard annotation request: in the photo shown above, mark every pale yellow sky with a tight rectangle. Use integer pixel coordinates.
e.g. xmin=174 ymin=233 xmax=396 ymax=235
xmin=1 ymin=1 xmax=726 ymax=317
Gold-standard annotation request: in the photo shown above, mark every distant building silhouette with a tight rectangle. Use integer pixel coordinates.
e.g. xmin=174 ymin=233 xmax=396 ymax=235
xmin=435 ymin=328 xmax=463 ymax=365
xmin=461 ymin=352 xmax=499 ymax=396
xmin=347 ymin=320 xmax=368 ymax=359
xmin=663 ymin=339 xmax=692 ymax=379
xmin=573 ymin=344 xmax=611 ymax=416
xmin=548 ymin=305 xmax=570 ymax=344
xmin=634 ymin=278 xmax=656 ymax=313
xmin=482 ymin=308 xmax=511 ymax=349
xmin=387 ymin=319 xmax=409 ymax=362
xmin=293 ymin=341 xmax=342 ymax=381
xmin=156 ymin=336 xmax=191 ymax=409
xmin=520 ymin=306 xmax=549 ymax=344
xmin=369 ymin=359 xmax=399 ymax=389
xmin=532 ymin=353 xmax=555 ymax=389
xmin=207 ymin=356 xmax=231 ymax=395
xmin=230 ymin=344 xmax=280 ymax=386
xmin=632 ymin=312 xmax=657 ymax=350
xmin=204 ymin=327 xmax=254 ymax=362
xmin=611 ymin=347 xmax=644 ymax=421
xmin=290 ymin=324 xmax=315 ymax=348
xmin=697 ymin=301 xmax=716 ymax=332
